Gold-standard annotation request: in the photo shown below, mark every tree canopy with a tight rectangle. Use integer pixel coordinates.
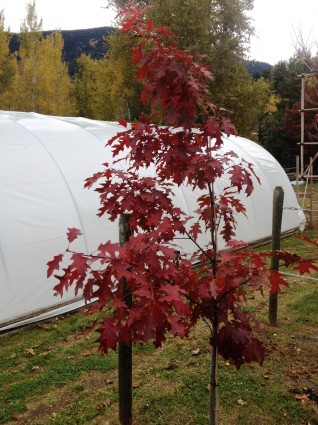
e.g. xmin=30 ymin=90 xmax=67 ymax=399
xmin=100 ymin=0 xmax=270 ymax=138
xmin=0 ymin=1 xmax=76 ymax=115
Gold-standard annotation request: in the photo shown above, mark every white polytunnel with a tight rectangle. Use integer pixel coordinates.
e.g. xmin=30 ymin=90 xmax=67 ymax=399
xmin=0 ymin=111 xmax=305 ymax=332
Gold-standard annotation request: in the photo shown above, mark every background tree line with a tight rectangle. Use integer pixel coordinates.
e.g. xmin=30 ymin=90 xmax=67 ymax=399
xmin=0 ymin=0 xmax=317 ymax=171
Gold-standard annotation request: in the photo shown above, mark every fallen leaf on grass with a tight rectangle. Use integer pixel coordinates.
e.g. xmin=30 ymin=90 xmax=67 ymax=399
xmin=294 ymin=393 xmax=310 ymax=403
xmin=96 ymin=399 xmax=112 ymax=411
xmin=286 ymin=369 xmax=299 ymax=378
xmin=237 ymin=398 xmax=247 ymax=406
xmin=11 ymin=413 xmax=24 ymax=421
xmin=165 ymin=362 xmax=178 ymax=370
xmin=26 ymin=348 xmax=36 ymax=356
xmin=30 ymin=366 xmax=39 ymax=372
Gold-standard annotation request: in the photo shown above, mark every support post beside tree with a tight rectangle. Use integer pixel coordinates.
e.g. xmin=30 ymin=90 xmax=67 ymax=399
xmin=268 ymin=186 xmax=284 ymax=326
xmin=118 ymin=214 xmax=133 ymax=425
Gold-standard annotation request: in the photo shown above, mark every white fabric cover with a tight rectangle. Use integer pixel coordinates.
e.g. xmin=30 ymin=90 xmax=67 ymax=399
xmin=0 ymin=111 xmax=304 ymax=331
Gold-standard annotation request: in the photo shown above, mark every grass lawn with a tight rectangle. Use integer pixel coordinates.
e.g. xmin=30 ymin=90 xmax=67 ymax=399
xmin=1 ymin=208 xmax=318 ymax=424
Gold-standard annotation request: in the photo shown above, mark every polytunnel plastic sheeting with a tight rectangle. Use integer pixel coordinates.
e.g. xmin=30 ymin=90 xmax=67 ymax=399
xmin=0 ymin=111 xmax=305 ymax=331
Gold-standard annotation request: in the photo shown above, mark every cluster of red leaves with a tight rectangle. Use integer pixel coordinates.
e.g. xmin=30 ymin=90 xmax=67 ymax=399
xmin=47 ymin=3 xmax=316 ymax=369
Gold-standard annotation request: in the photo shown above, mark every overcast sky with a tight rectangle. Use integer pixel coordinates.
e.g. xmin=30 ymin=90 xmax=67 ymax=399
xmin=1 ymin=0 xmax=318 ymax=65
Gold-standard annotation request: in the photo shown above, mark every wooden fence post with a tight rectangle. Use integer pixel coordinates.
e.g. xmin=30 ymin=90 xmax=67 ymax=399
xmin=118 ymin=214 xmax=132 ymax=425
xmin=268 ymin=186 xmax=284 ymax=326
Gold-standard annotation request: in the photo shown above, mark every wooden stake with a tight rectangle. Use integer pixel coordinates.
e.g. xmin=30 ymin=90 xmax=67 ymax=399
xmin=118 ymin=214 xmax=132 ymax=425
xmin=268 ymin=187 xmax=284 ymax=326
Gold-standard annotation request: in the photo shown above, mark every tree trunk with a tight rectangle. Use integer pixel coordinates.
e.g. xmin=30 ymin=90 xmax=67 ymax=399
xmin=209 ymin=307 xmax=219 ymax=425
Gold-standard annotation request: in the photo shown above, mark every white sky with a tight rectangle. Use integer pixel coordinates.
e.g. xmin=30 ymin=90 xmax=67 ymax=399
xmin=1 ymin=0 xmax=318 ymax=65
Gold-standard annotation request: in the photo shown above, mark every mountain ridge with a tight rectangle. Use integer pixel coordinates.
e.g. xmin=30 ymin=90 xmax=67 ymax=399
xmin=8 ymin=26 xmax=272 ymax=77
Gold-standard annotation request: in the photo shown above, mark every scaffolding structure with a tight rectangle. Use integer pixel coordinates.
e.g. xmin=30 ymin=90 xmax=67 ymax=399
xmin=296 ymin=72 xmax=318 ymax=226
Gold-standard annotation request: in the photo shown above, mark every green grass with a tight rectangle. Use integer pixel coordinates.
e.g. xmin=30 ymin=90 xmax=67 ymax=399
xmin=1 ymin=227 xmax=318 ymax=424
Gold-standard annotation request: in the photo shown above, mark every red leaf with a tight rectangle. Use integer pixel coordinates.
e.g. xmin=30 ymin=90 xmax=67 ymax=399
xmin=67 ymin=228 xmax=82 ymax=243
xmin=47 ymin=254 xmax=63 ymax=277
xmin=228 ymin=165 xmax=254 ymax=196
xmin=189 ymin=222 xmax=201 ymax=240
xmin=295 ymin=260 xmax=318 ymax=275
xmin=168 ymin=316 xmax=189 ymax=338
xmin=98 ymin=318 xmax=119 ymax=352
xmin=221 ymin=116 xmax=237 ymax=137
xmin=270 ymin=270 xmax=288 ymax=294
xmin=301 ymin=235 xmax=318 ymax=248
xmin=204 ymin=115 xmax=220 ymax=138
xmin=118 ymin=119 xmax=128 ymax=128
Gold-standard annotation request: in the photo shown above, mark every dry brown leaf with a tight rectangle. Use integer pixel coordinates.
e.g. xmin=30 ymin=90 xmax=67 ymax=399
xmin=165 ymin=362 xmax=178 ymax=370
xmin=11 ymin=413 xmax=24 ymax=421
xmin=237 ymin=398 xmax=247 ymax=406
xmin=26 ymin=348 xmax=36 ymax=356
xmin=102 ymin=398 xmax=112 ymax=408
xmin=294 ymin=393 xmax=310 ymax=403
xmin=286 ymin=369 xmax=299 ymax=378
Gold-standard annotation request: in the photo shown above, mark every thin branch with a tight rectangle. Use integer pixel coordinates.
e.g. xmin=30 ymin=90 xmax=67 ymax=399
xmin=203 ymin=317 xmax=213 ymax=333
xmin=216 ymin=277 xmax=252 ymax=303
xmin=184 ymin=228 xmax=213 ymax=262
xmin=207 ymin=181 xmax=218 ymax=274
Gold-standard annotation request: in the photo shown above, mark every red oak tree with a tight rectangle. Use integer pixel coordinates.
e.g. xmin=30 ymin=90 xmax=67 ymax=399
xmin=47 ymin=4 xmax=315 ymax=424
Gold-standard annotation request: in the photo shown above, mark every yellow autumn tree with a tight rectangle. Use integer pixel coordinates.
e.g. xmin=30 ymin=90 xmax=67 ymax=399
xmin=0 ymin=10 xmax=17 ymax=110
xmin=11 ymin=0 xmax=43 ymax=111
xmin=74 ymin=31 xmax=144 ymax=121
xmin=36 ymin=31 xmax=76 ymax=115
xmin=11 ymin=1 xmax=76 ymax=115
xmin=73 ymin=54 xmax=103 ymax=119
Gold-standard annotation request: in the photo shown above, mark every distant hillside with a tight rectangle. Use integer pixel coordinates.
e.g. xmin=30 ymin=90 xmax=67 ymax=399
xmin=246 ymin=60 xmax=272 ymax=78
xmin=9 ymin=27 xmax=272 ymax=78
xmin=9 ymin=26 xmax=116 ymax=76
